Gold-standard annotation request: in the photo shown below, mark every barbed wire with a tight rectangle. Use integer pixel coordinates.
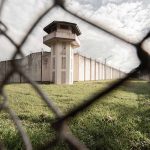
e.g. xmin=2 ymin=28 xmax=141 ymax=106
xmin=0 ymin=0 xmax=150 ymax=149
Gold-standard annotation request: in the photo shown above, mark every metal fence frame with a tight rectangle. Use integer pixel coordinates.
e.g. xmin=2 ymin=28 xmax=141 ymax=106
xmin=0 ymin=0 xmax=150 ymax=149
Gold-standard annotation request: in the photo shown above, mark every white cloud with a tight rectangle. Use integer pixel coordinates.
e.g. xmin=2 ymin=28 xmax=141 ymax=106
xmin=1 ymin=0 xmax=53 ymax=42
xmin=66 ymin=0 xmax=150 ymax=42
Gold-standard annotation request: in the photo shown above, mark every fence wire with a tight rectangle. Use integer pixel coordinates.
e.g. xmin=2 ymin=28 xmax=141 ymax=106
xmin=0 ymin=0 xmax=150 ymax=149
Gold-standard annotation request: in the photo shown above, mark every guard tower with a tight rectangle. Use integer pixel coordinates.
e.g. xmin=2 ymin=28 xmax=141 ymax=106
xmin=43 ymin=21 xmax=81 ymax=84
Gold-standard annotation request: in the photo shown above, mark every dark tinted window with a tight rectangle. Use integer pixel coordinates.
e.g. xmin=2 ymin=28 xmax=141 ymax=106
xmin=60 ymin=25 xmax=69 ymax=30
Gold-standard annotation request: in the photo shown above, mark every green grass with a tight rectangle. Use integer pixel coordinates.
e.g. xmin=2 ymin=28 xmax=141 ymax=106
xmin=0 ymin=80 xmax=150 ymax=150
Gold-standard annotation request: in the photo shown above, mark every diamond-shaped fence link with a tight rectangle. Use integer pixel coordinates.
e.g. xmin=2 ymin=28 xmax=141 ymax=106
xmin=0 ymin=0 xmax=150 ymax=149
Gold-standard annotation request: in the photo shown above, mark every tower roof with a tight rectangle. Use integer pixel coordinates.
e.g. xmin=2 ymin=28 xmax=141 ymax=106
xmin=43 ymin=21 xmax=81 ymax=36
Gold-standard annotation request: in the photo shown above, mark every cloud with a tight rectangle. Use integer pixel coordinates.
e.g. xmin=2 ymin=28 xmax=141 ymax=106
xmin=64 ymin=0 xmax=150 ymax=71
xmin=0 ymin=0 xmax=53 ymax=58
xmin=66 ymin=0 xmax=150 ymax=42
xmin=2 ymin=0 xmax=53 ymax=42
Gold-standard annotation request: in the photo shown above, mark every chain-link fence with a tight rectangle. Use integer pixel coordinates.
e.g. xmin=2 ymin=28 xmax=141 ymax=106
xmin=0 ymin=0 xmax=150 ymax=149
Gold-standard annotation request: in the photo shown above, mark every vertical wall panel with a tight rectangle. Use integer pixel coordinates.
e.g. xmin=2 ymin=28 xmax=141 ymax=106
xmin=85 ymin=58 xmax=91 ymax=81
xmin=42 ymin=52 xmax=51 ymax=82
xmin=6 ymin=60 xmax=20 ymax=83
xmin=112 ymin=68 xmax=117 ymax=79
xmin=106 ymin=66 xmax=111 ymax=80
xmin=99 ymin=63 xmax=102 ymax=80
xmin=78 ymin=55 xmax=84 ymax=81
xmin=28 ymin=53 xmax=42 ymax=82
xmin=98 ymin=63 xmax=100 ymax=80
xmin=21 ymin=56 xmax=29 ymax=82
xmin=73 ymin=54 xmax=79 ymax=81
xmin=91 ymin=60 xmax=95 ymax=80
xmin=95 ymin=62 xmax=99 ymax=80
xmin=0 ymin=61 xmax=6 ymax=82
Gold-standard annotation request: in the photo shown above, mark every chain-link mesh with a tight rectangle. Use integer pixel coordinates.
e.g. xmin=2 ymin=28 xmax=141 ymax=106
xmin=0 ymin=0 xmax=150 ymax=149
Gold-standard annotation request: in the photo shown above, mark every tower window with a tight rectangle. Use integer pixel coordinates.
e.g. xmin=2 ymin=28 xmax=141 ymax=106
xmin=50 ymin=26 xmax=57 ymax=32
xmin=60 ymin=25 xmax=69 ymax=30
xmin=62 ymin=42 xmax=66 ymax=55
xmin=72 ymin=28 xmax=75 ymax=34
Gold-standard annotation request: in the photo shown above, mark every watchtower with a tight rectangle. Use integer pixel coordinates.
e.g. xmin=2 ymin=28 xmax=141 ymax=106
xmin=43 ymin=21 xmax=81 ymax=84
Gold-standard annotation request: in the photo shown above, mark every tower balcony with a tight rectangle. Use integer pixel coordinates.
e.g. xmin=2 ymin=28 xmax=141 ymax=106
xmin=43 ymin=31 xmax=80 ymax=48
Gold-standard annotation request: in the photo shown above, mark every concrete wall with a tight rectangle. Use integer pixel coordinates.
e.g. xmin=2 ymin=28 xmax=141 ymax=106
xmin=112 ymin=68 xmax=117 ymax=79
xmin=91 ymin=60 xmax=95 ymax=80
xmin=106 ymin=66 xmax=111 ymax=80
xmin=72 ymin=53 xmax=125 ymax=81
xmin=99 ymin=63 xmax=103 ymax=80
xmin=0 ymin=52 xmax=52 ymax=83
xmin=138 ymin=72 xmax=150 ymax=81
xmin=0 ymin=61 xmax=6 ymax=82
xmin=78 ymin=55 xmax=85 ymax=81
xmin=74 ymin=53 xmax=79 ymax=81
xmin=28 ymin=52 xmax=42 ymax=82
xmin=112 ymin=68 xmax=120 ymax=79
xmin=6 ymin=60 xmax=21 ymax=83
xmin=22 ymin=52 xmax=51 ymax=83
xmin=20 ymin=56 xmax=29 ymax=82
xmin=140 ymin=74 xmax=150 ymax=81
xmin=42 ymin=52 xmax=51 ymax=82
xmin=95 ymin=62 xmax=99 ymax=80
xmin=85 ymin=58 xmax=91 ymax=81
xmin=0 ymin=52 xmax=126 ymax=83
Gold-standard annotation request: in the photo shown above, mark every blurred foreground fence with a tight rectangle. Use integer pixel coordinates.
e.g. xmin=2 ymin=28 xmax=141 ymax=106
xmin=0 ymin=0 xmax=150 ymax=149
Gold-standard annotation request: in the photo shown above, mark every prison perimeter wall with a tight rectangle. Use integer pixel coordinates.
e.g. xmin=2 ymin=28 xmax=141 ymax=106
xmin=0 ymin=52 xmax=127 ymax=83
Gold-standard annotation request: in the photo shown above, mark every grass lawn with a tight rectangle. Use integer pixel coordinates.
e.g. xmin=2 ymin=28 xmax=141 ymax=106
xmin=0 ymin=80 xmax=150 ymax=150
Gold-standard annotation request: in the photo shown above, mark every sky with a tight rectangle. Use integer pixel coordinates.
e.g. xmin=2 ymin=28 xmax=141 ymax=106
xmin=0 ymin=0 xmax=150 ymax=72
